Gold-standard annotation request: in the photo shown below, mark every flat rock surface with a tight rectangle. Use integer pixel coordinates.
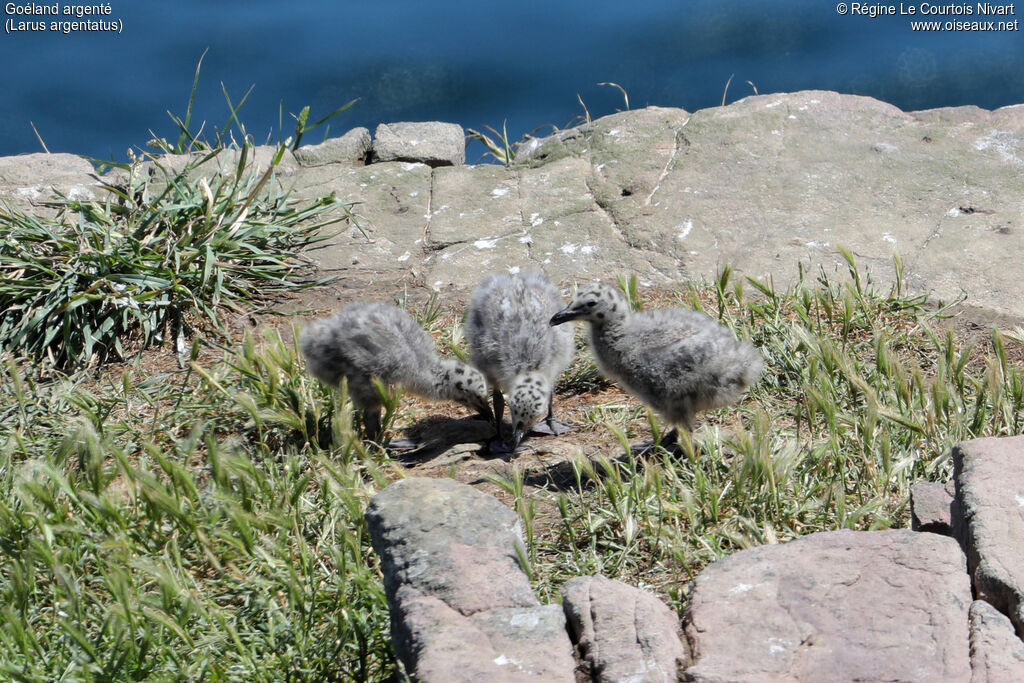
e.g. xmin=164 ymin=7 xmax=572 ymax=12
xmin=954 ymin=436 xmax=1024 ymax=635
xmin=683 ymin=528 xmax=972 ymax=682
xmin=395 ymin=594 xmax=575 ymax=683
xmin=5 ymin=91 xmax=1024 ymax=323
xmin=288 ymin=91 xmax=1024 ymax=324
xmin=365 ymin=476 xmax=537 ymax=614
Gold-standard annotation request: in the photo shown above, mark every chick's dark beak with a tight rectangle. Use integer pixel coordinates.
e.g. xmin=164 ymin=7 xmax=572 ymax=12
xmin=549 ymin=308 xmax=577 ymax=326
xmin=509 ymin=423 xmax=526 ymax=451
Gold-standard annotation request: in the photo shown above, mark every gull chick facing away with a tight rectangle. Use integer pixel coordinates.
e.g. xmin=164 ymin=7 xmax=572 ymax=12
xmin=301 ymin=302 xmax=492 ymax=443
xmin=550 ymin=282 xmax=762 ymax=446
xmin=467 ymin=272 xmax=576 ymax=452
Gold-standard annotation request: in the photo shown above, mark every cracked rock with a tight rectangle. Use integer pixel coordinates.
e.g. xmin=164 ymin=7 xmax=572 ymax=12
xmin=969 ymin=599 xmax=1024 ymax=682
xmin=562 ymin=574 xmax=688 ymax=682
xmin=365 ymin=477 xmax=575 ymax=682
xmin=954 ymin=435 xmax=1024 ymax=635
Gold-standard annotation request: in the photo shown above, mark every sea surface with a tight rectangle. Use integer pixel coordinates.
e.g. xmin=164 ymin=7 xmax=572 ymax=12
xmin=1 ymin=0 xmax=1022 ymax=162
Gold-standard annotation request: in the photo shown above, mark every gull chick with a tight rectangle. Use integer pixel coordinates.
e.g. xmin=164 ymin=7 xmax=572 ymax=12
xmin=467 ymin=272 xmax=575 ymax=452
xmin=550 ymin=283 xmax=762 ymax=445
xmin=301 ymin=302 xmax=492 ymax=442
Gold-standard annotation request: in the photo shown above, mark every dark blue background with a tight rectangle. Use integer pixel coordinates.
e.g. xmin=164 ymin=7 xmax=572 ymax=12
xmin=2 ymin=0 xmax=1021 ymax=162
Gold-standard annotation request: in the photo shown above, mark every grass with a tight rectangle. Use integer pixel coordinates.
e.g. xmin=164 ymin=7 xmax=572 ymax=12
xmin=0 ymin=145 xmax=352 ymax=369
xmin=510 ymin=255 xmax=1024 ymax=611
xmin=5 ymin=58 xmax=1020 ymax=674
xmin=147 ymin=49 xmax=357 ymax=156
xmin=5 ymin=253 xmax=1022 ymax=679
xmin=0 ymin=329 xmax=397 ymax=681
xmin=3 ymin=146 xmax=1023 ymax=680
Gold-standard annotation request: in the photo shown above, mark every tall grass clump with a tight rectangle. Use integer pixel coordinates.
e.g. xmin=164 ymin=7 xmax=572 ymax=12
xmin=0 ymin=328 xmax=397 ymax=681
xmin=0 ymin=146 xmax=351 ymax=369
xmin=147 ymin=49 xmax=357 ymax=155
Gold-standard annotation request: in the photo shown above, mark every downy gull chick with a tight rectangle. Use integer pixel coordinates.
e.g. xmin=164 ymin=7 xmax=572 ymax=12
xmin=301 ymin=302 xmax=492 ymax=442
xmin=549 ymin=283 xmax=762 ymax=445
xmin=467 ymin=272 xmax=575 ymax=452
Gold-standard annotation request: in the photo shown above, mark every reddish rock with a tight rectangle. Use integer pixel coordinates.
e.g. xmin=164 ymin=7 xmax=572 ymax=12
xmin=562 ymin=575 xmax=688 ymax=682
xmin=969 ymin=599 xmax=1024 ymax=682
xmin=911 ymin=479 xmax=956 ymax=534
xmin=683 ymin=529 xmax=971 ymax=682
xmin=954 ymin=436 xmax=1024 ymax=635
xmin=366 ymin=477 xmax=575 ymax=682
xmin=396 ymin=592 xmax=575 ymax=682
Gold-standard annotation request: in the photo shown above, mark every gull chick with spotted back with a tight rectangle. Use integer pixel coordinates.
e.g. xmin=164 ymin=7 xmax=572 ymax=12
xmin=301 ymin=302 xmax=492 ymax=443
xmin=467 ymin=272 xmax=576 ymax=452
xmin=550 ymin=282 xmax=762 ymax=445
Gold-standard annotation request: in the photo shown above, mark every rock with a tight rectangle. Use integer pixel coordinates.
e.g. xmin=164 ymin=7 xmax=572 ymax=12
xmin=953 ymin=436 xmax=1024 ymax=634
xmin=293 ymin=127 xmax=372 ymax=166
xmin=141 ymin=145 xmax=298 ymax=188
xmin=366 ymin=477 xmax=537 ymax=613
xmin=6 ymin=93 xmax=1024 ymax=320
xmin=0 ymin=152 xmax=99 ymax=209
xmin=281 ymin=93 xmax=1024 ymax=322
xmin=911 ymin=479 xmax=956 ymax=534
xmin=394 ymin=594 xmax=575 ymax=682
xmin=217 ymin=144 xmax=298 ymax=176
xmin=683 ymin=528 xmax=971 ymax=682
xmin=373 ymin=121 xmax=466 ymax=167
xmin=427 ymin=164 xmax=520 ymax=249
xmin=969 ymin=600 xmax=1024 ymax=682
xmin=365 ymin=477 xmax=575 ymax=682
xmin=562 ymin=575 xmax=688 ymax=682
xmin=469 ymin=604 xmax=576 ymax=681
xmin=293 ymin=160 xmax=432 ymax=284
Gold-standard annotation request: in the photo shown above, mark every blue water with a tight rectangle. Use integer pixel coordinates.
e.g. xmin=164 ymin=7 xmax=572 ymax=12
xmin=2 ymin=0 xmax=1022 ymax=162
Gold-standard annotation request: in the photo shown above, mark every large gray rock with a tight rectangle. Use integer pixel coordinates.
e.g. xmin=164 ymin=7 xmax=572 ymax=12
xmin=293 ymin=127 xmax=371 ymax=166
xmin=366 ymin=477 xmax=538 ymax=616
xmin=373 ymin=121 xmax=466 ymax=167
xmin=293 ymin=92 xmax=1024 ymax=326
xmin=562 ymin=575 xmax=688 ymax=683
xmin=292 ymin=160 xmax=432 ymax=288
xmin=139 ymin=145 xmax=299 ymax=191
xmin=683 ymin=529 xmax=971 ymax=682
xmin=954 ymin=436 xmax=1024 ymax=635
xmin=969 ymin=599 xmax=1024 ymax=682
xmin=365 ymin=477 xmax=575 ymax=682
xmin=0 ymin=152 xmax=99 ymax=209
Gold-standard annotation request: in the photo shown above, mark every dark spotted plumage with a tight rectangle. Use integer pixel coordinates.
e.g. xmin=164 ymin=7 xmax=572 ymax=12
xmin=301 ymin=302 xmax=491 ymax=441
xmin=550 ymin=283 xmax=762 ymax=442
xmin=466 ymin=272 xmax=575 ymax=451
